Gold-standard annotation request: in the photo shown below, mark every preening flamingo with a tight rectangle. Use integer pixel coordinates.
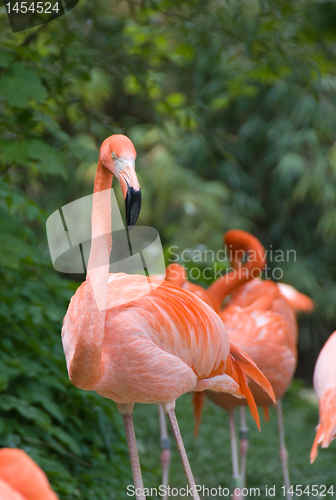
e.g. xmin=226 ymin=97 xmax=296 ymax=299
xmin=0 ymin=448 xmax=58 ymax=500
xmin=310 ymin=330 xmax=336 ymax=463
xmin=167 ymin=231 xmax=312 ymax=499
xmin=211 ymin=238 xmax=312 ymax=496
xmin=61 ymin=135 xmax=275 ymax=500
xmin=210 ymin=277 xmax=297 ymax=499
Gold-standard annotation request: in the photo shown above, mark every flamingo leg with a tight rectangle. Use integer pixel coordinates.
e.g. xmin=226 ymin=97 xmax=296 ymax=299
xmin=158 ymin=405 xmax=170 ymax=499
xmin=239 ymin=406 xmax=249 ymax=488
xmin=117 ymin=404 xmax=146 ymax=500
xmin=162 ymin=402 xmax=201 ymax=500
xmin=276 ymin=399 xmax=291 ymax=500
xmin=228 ymin=410 xmax=243 ymax=500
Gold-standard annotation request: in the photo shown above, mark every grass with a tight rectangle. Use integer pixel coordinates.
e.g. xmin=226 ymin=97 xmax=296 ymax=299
xmin=125 ymin=380 xmax=336 ymax=499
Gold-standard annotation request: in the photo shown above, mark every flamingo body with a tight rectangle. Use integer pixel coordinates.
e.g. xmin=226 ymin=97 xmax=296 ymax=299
xmin=0 ymin=449 xmax=58 ymax=500
xmin=63 ymin=274 xmax=240 ymax=404
xmin=182 ymin=281 xmax=218 ymax=312
xmin=227 ymin=278 xmax=297 ymax=341
xmin=166 ymin=234 xmax=311 ymax=497
xmin=165 ymin=263 xmax=218 ymax=311
xmin=63 ymin=273 xmax=273 ymax=406
xmin=165 ymin=265 xmax=304 ymax=416
xmin=311 ymin=330 xmax=336 ymax=463
xmin=0 ymin=481 xmax=25 ymax=500
xmin=208 ymin=303 xmax=296 ymax=410
xmin=200 ymin=278 xmax=296 ymax=415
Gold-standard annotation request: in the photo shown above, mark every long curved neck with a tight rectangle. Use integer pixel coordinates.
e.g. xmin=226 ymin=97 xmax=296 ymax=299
xmin=207 ymin=268 xmax=250 ymax=312
xmin=207 ymin=233 xmax=266 ymax=311
xmin=87 ymin=159 xmax=113 ymax=301
xmin=68 ymin=159 xmax=113 ymax=389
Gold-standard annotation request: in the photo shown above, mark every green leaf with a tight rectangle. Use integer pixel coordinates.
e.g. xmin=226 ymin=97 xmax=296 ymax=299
xmin=0 ymin=63 xmax=48 ymax=107
xmin=27 ymin=140 xmax=67 ymax=179
xmin=211 ymin=94 xmax=230 ymax=111
xmin=0 ymin=140 xmax=29 ymax=165
xmin=275 ymin=153 xmax=306 ymax=181
xmin=0 ymin=232 xmax=31 ymax=269
xmin=166 ymin=92 xmax=186 ymax=108
xmin=0 ymin=48 xmax=15 ymax=68
xmin=124 ymin=74 xmax=142 ymax=95
xmin=49 ymin=426 xmax=81 ymax=455
xmin=0 ymin=376 xmax=9 ymax=392
xmin=0 ymin=396 xmax=51 ymax=428
xmin=16 ymin=381 xmax=64 ymax=423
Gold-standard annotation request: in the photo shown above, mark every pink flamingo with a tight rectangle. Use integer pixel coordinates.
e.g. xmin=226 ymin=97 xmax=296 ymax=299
xmin=166 ymin=231 xmax=313 ymax=499
xmin=311 ymin=330 xmax=336 ymax=463
xmin=209 ymin=276 xmax=297 ymax=499
xmin=61 ymin=135 xmax=275 ymax=499
xmin=0 ymin=448 xmax=58 ymax=500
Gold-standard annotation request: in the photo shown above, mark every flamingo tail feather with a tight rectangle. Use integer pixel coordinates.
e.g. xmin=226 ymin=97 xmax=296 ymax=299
xmin=310 ymin=388 xmax=336 ymax=463
xmin=227 ymin=354 xmax=260 ymax=431
xmin=230 ymin=342 xmax=276 ymax=403
xmin=192 ymin=392 xmax=205 ymax=438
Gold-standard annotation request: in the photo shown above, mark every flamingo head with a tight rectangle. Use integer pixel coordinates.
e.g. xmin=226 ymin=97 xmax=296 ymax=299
xmin=100 ymin=134 xmax=141 ymax=227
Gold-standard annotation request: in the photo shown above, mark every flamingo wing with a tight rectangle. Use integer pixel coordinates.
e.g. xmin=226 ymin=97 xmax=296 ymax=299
xmin=220 ymin=305 xmax=297 ymax=402
xmin=277 ymin=283 xmax=314 ymax=314
xmin=106 ymin=275 xmax=230 ymax=378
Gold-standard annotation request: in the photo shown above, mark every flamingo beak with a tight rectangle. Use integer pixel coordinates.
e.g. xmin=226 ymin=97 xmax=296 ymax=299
xmin=119 ymin=164 xmax=141 ymax=227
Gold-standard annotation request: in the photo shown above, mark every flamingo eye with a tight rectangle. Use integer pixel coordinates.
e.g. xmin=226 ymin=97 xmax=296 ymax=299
xmin=111 ymin=151 xmax=119 ymax=161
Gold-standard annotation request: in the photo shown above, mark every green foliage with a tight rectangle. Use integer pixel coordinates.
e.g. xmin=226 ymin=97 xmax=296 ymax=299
xmin=0 ymin=62 xmax=48 ymax=107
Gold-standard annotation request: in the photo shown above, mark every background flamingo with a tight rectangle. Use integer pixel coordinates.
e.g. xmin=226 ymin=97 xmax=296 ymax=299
xmin=210 ymin=277 xmax=297 ymax=499
xmin=205 ymin=235 xmax=312 ymax=498
xmin=61 ymin=135 xmax=275 ymax=500
xmin=0 ymin=448 xmax=58 ymax=500
xmin=166 ymin=231 xmax=313 ymax=499
xmin=310 ymin=330 xmax=336 ymax=463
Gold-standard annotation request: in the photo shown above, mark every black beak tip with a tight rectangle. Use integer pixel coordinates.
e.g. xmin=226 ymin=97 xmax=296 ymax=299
xmin=125 ymin=185 xmax=141 ymax=227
